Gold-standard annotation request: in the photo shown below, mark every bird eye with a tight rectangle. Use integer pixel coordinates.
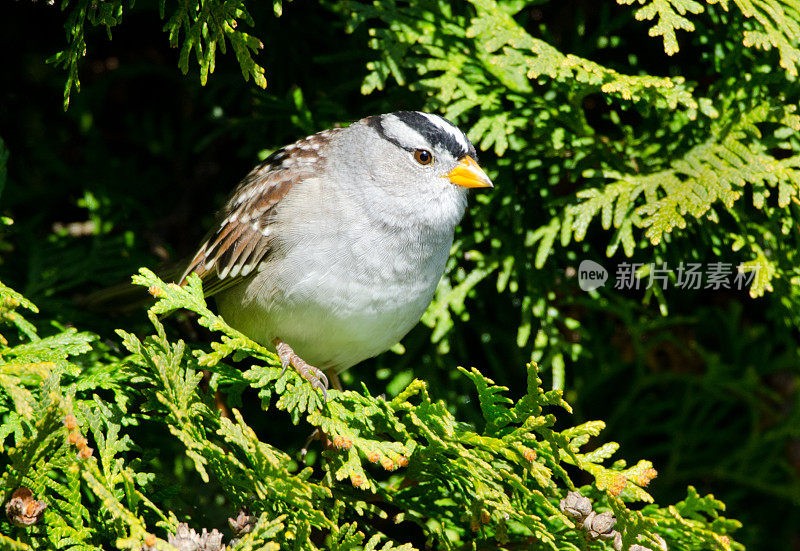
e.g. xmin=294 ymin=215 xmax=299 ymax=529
xmin=413 ymin=149 xmax=433 ymax=165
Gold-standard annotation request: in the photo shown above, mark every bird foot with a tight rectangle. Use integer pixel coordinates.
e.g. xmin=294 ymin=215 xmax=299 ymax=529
xmin=273 ymin=339 xmax=329 ymax=399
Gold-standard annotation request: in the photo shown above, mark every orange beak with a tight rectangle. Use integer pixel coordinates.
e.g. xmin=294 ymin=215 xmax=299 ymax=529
xmin=446 ymin=156 xmax=494 ymax=189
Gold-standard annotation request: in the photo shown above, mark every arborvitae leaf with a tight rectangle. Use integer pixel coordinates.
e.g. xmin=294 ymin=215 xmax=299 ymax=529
xmin=618 ymin=0 xmax=703 ymax=55
xmin=8 ymin=329 xmax=95 ymax=365
xmin=0 ymin=280 xmax=39 ymax=343
xmin=739 ymin=251 xmax=777 ymax=298
xmin=2 ymin=260 xmax=743 ymax=547
xmin=229 ymin=513 xmax=285 ymax=550
xmin=49 ymin=0 xmax=272 ymax=106
xmin=0 ymin=533 xmax=34 ymax=550
xmin=458 ymin=367 xmax=515 ymax=434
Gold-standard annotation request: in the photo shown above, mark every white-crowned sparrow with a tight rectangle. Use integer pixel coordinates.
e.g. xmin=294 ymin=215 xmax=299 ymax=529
xmin=181 ymin=111 xmax=493 ymax=394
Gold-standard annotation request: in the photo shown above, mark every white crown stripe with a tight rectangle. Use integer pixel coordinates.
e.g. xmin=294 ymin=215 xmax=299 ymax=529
xmin=384 ymin=114 xmax=430 ymax=149
xmin=419 ymin=112 xmax=470 ymax=153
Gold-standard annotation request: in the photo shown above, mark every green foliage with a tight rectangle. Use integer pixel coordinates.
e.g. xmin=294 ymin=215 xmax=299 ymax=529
xmin=5 ymin=0 xmax=800 ymax=548
xmin=619 ymin=0 xmax=703 ymax=56
xmin=340 ymin=0 xmax=800 ymax=377
xmin=538 ymin=102 xmax=800 ymax=265
xmin=0 ymin=273 xmax=741 ymax=548
xmin=161 ymin=0 xmax=269 ymax=88
xmin=49 ymin=0 xmax=272 ymax=109
xmin=617 ymin=0 xmax=800 ymax=74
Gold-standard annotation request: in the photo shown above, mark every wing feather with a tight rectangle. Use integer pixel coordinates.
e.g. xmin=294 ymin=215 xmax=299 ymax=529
xmin=180 ymin=128 xmax=341 ymax=296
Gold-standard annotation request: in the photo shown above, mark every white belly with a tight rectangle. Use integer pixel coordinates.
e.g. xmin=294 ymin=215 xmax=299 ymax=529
xmin=216 ymin=218 xmax=453 ymax=372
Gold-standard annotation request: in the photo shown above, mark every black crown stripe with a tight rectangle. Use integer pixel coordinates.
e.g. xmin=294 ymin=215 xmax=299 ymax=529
xmin=392 ymin=111 xmax=473 ymax=160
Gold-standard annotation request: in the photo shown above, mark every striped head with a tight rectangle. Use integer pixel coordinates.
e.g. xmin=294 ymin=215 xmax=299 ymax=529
xmin=364 ymin=111 xmax=493 ymax=192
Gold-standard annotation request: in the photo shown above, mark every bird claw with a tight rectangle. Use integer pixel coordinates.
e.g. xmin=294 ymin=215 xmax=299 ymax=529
xmin=278 ymin=354 xmax=290 ymax=379
xmin=274 ymin=339 xmax=329 ymax=400
xmin=300 ymin=366 xmax=328 ymax=400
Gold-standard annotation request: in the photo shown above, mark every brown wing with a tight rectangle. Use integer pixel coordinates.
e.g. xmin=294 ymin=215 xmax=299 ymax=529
xmin=180 ymin=128 xmax=341 ymax=296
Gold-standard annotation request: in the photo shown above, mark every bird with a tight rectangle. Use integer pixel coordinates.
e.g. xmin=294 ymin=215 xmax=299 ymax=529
xmin=180 ymin=111 xmax=493 ymax=395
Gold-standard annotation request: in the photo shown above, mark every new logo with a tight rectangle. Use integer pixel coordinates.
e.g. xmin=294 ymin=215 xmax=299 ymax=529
xmin=578 ymin=260 xmax=608 ymax=291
